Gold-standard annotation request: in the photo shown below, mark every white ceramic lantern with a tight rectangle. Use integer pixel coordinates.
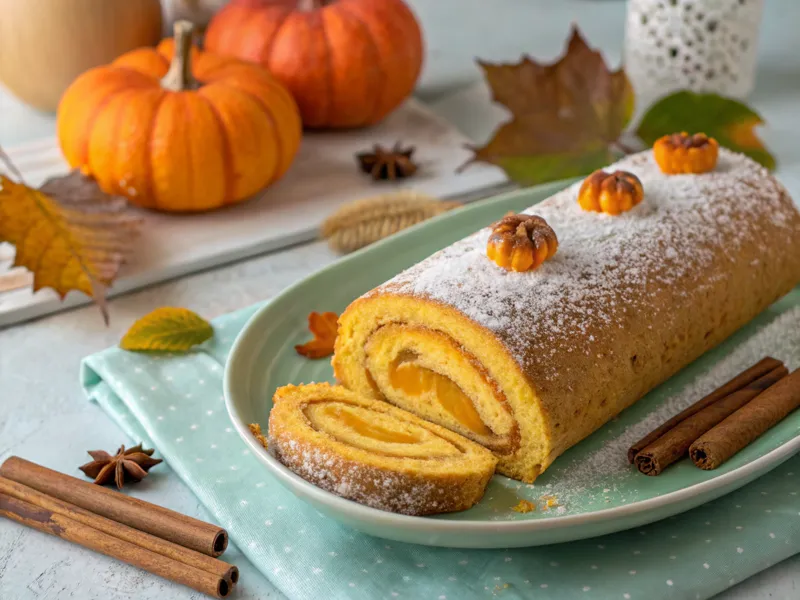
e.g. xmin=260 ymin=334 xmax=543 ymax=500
xmin=624 ymin=0 xmax=765 ymax=110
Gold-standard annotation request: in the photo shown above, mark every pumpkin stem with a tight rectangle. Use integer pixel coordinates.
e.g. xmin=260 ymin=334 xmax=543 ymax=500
xmin=161 ymin=20 xmax=199 ymax=92
xmin=297 ymin=0 xmax=330 ymax=11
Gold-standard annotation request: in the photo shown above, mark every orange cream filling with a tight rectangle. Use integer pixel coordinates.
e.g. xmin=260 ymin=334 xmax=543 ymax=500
xmin=389 ymin=360 xmax=491 ymax=436
xmin=321 ymin=404 xmax=420 ymax=444
xmin=303 ymin=401 xmax=463 ymax=458
xmin=361 ymin=323 xmax=520 ymax=455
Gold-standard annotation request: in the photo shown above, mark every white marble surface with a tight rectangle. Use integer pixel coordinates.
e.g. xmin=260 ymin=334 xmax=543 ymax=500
xmin=1 ymin=0 xmax=798 ymax=598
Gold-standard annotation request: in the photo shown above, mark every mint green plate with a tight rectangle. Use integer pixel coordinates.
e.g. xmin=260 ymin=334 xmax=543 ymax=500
xmin=224 ymin=180 xmax=800 ymax=548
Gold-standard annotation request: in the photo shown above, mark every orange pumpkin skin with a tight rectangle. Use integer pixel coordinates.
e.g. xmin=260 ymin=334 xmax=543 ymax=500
xmin=653 ymin=132 xmax=719 ymax=175
xmin=57 ymin=28 xmax=302 ymax=212
xmin=205 ymin=0 xmax=424 ymax=129
xmin=578 ymin=170 xmax=644 ymax=216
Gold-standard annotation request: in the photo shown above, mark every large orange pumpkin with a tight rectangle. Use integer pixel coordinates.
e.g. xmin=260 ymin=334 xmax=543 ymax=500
xmin=205 ymin=0 xmax=424 ymax=129
xmin=57 ymin=21 xmax=302 ymax=212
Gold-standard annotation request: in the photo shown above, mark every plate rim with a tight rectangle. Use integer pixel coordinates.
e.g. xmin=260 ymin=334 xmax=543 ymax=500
xmin=224 ymin=182 xmax=800 ymax=538
xmin=226 ymin=306 xmax=800 ymax=536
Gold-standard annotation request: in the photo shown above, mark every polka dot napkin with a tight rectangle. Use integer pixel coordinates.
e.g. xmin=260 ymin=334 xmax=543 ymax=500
xmin=81 ymin=304 xmax=799 ymax=600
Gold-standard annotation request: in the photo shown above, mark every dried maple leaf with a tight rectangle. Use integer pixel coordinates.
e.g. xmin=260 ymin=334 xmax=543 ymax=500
xmin=463 ymin=26 xmax=634 ymax=186
xmin=636 ymin=91 xmax=775 ymax=169
xmin=120 ymin=307 xmax=214 ymax=352
xmin=0 ymin=152 xmax=141 ymax=323
xmin=295 ymin=311 xmax=338 ymax=359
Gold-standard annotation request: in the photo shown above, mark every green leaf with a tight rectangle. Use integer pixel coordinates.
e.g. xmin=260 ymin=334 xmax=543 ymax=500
xmin=636 ymin=91 xmax=775 ymax=169
xmin=120 ymin=307 xmax=213 ymax=353
xmin=487 ymin=148 xmax=617 ymax=188
xmin=464 ymin=26 xmax=635 ymax=186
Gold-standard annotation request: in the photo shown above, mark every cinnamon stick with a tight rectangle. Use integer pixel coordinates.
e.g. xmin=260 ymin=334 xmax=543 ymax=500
xmin=634 ymin=365 xmax=787 ymax=475
xmin=0 ymin=493 xmax=232 ymax=598
xmin=0 ymin=476 xmax=237 ymax=587
xmin=691 ymin=367 xmax=800 ymax=470
xmin=0 ymin=457 xmax=227 ymax=557
xmin=628 ymin=356 xmax=783 ymax=462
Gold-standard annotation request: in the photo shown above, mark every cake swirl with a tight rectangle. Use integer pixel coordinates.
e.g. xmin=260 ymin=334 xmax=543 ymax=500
xmin=265 ymin=383 xmax=497 ymax=515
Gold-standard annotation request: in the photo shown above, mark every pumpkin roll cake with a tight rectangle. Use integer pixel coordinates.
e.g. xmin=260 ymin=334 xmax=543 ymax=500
xmin=263 ymin=383 xmax=497 ymax=515
xmin=334 ymin=149 xmax=800 ymax=483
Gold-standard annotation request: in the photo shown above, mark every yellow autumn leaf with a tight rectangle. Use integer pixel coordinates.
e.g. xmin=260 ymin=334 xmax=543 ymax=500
xmin=121 ymin=307 xmax=214 ymax=352
xmin=0 ymin=153 xmax=141 ymax=323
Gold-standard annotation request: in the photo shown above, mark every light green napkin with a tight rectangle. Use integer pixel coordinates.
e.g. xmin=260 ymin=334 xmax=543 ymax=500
xmin=81 ymin=303 xmax=799 ymax=600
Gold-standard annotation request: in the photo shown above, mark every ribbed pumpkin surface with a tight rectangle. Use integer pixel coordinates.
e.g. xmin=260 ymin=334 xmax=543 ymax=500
xmin=205 ymin=0 xmax=424 ymax=129
xmin=57 ymin=25 xmax=302 ymax=212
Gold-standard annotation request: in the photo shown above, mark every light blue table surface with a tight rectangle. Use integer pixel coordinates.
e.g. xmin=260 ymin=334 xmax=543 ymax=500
xmin=1 ymin=1 xmax=798 ymax=599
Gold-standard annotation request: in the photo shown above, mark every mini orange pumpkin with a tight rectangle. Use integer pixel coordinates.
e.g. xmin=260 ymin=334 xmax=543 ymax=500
xmin=57 ymin=21 xmax=302 ymax=212
xmin=486 ymin=214 xmax=558 ymax=272
xmin=578 ymin=170 xmax=644 ymax=215
xmin=653 ymin=132 xmax=719 ymax=175
xmin=205 ymin=0 xmax=424 ymax=129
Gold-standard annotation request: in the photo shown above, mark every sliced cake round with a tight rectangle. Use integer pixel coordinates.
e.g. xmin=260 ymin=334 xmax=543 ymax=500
xmin=262 ymin=383 xmax=498 ymax=516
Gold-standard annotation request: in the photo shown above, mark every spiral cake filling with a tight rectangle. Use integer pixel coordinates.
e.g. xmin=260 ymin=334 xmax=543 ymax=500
xmin=363 ymin=323 xmax=520 ymax=455
xmin=333 ymin=293 xmax=549 ymax=482
xmin=266 ymin=384 xmax=498 ymax=515
xmin=303 ymin=402 xmax=463 ymax=458
xmin=389 ymin=359 xmax=490 ymax=436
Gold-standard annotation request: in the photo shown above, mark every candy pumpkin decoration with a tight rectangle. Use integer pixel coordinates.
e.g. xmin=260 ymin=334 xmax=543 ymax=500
xmin=486 ymin=214 xmax=558 ymax=272
xmin=578 ymin=170 xmax=644 ymax=216
xmin=205 ymin=0 xmax=424 ymax=129
xmin=57 ymin=21 xmax=302 ymax=212
xmin=653 ymin=132 xmax=719 ymax=175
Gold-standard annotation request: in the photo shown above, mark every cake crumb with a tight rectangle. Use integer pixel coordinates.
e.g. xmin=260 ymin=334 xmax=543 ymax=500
xmin=512 ymin=499 xmax=536 ymax=513
xmin=249 ymin=423 xmax=268 ymax=449
xmin=541 ymin=495 xmax=559 ymax=510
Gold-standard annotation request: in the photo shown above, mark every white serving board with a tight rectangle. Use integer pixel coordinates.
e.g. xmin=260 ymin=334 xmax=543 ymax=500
xmin=0 ymin=99 xmax=510 ymax=327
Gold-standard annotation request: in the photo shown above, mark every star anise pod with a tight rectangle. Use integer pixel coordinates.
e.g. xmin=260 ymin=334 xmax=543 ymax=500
xmin=356 ymin=142 xmax=418 ymax=181
xmin=79 ymin=443 xmax=162 ymax=490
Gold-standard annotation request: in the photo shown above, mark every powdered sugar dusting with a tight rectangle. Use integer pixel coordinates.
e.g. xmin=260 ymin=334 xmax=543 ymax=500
xmin=527 ymin=305 xmax=800 ymax=512
xmin=378 ymin=149 xmax=795 ymax=378
xmin=278 ymin=444 xmax=444 ymax=515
